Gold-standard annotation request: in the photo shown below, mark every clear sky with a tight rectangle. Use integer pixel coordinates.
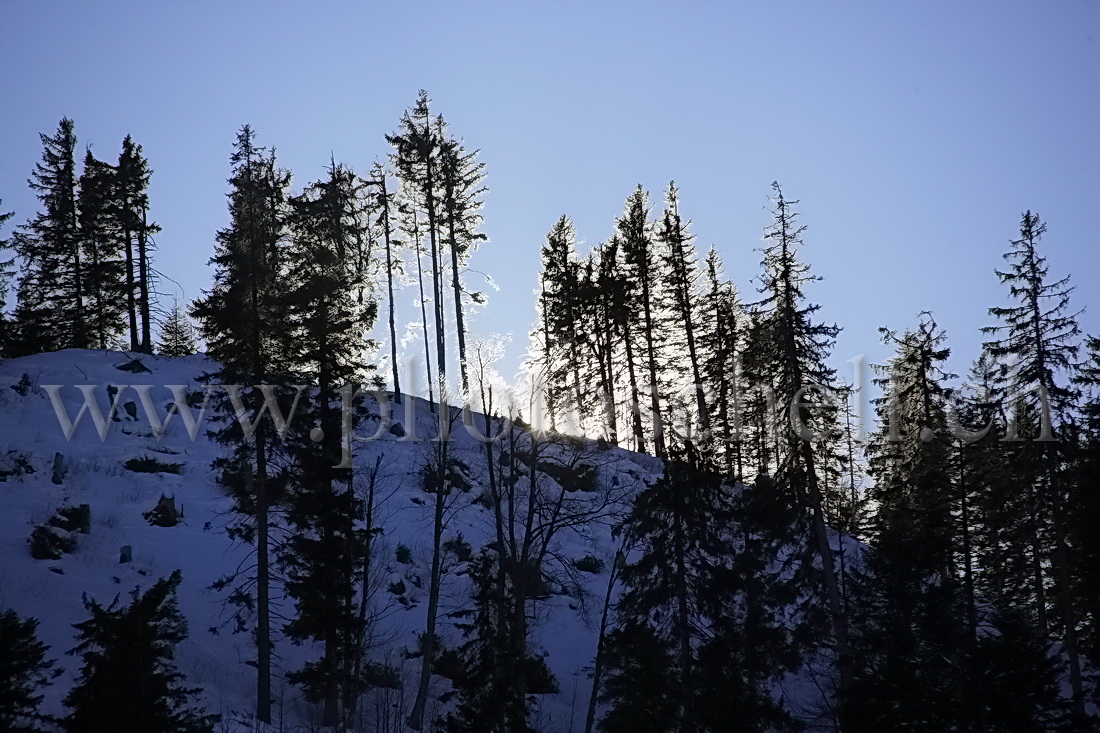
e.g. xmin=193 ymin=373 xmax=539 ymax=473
xmin=1 ymin=2 xmax=1097 ymax=411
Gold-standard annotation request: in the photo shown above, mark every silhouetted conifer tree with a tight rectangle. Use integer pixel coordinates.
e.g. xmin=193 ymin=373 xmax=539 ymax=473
xmin=437 ymin=121 xmax=487 ymax=395
xmin=444 ymin=548 xmax=553 ymax=733
xmin=279 ymin=160 xmax=380 ymax=727
xmin=10 ymin=118 xmax=86 ymax=354
xmin=157 ymin=299 xmax=197 ymax=356
xmin=697 ymin=247 xmax=744 ymax=478
xmin=982 ymin=211 xmax=1088 ymax=726
xmin=77 ymin=151 xmax=127 ymax=349
xmin=848 ymin=315 xmax=970 ymax=729
xmin=0 ymin=610 xmax=57 ymax=732
xmin=367 ymin=162 xmax=404 ymax=403
xmin=389 ymin=91 xmax=448 ymax=404
xmin=535 ymin=215 xmax=587 ymax=430
xmin=752 ymin=182 xmax=852 ymax=710
xmin=116 ymin=135 xmax=159 ymax=353
xmin=655 ymin=182 xmax=709 ymax=448
xmin=616 ymin=186 xmax=666 ymax=455
xmin=191 ymin=124 xmax=292 ymax=724
xmin=601 ymin=447 xmax=796 ymax=733
xmin=64 ymin=571 xmax=217 ymax=733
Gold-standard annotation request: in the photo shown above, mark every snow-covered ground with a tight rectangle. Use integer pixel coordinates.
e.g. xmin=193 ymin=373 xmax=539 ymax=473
xmin=0 ymin=349 xmax=664 ymax=731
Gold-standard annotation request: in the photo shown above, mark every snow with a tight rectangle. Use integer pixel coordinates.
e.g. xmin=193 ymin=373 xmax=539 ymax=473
xmin=0 ymin=349 xmax=663 ymax=730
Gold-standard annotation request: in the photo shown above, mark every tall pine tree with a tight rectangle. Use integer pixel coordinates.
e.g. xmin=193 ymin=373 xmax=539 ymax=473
xmin=11 ymin=117 xmax=86 ymax=355
xmin=191 ymin=124 xmax=292 ymax=724
xmin=77 ymin=150 xmax=127 ymax=349
xmin=279 ymin=160 xmax=379 ymax=727
xmin=116 ymin=135 xmax=159 ymax=353
xmin=753 ymin=182 xmax=852 ymax=711
xmin=982 ymin=210 xmax=1089 ymax=727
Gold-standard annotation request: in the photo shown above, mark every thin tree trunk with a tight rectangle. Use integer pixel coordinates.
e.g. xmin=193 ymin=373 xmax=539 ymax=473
xmin=584 ymin=550 xmax=620 ymax=733
xmin=622 ymin=319 xmax=646 ymax=454
xmin=408 ymin=439 xmax=448 ymax=731
xmin=138 ymin=206 xmax=152 ymax=353
xmin=255 ymin=433 xmax=272 ymax=724
xmin=958 ymin=449 xmax=978 ymax=646
xmin=1049 ymin=461 xmax=1086 ymax=728
xmin=541 ymin=280 xmax=557 ymax=431
xmin=412 ymin=212 xmax=435 ymax=411
xmin=247 ymin=155 xmax=272 ymax=724
xmin=352 ymin=454 xmax=383 ymax=724
xmin=447 ymin=209 xmax=469 ymax=395
xmin=124 ymin=226 xmax=139 ymax=351
xmin=1027 ymin=483 xmax=1048 ymax=634
xmin=379 ymin=178 xmax=401 ymax=403
xmin=803 ymin=445 xmax=852 ymax=716
xmin=673 ymin=493 xmax=694 ymax=733
xmin=639 ymin=270 xmax=665 ymax=456
xmin=424 ymin=163 xmax=446 ymax=401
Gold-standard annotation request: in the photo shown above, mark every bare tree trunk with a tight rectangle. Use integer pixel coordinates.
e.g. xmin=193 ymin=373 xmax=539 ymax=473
xmin=639 ymin=272 xmax=665 ymax=456
xmin=621 ymin=320 xmax=646 ymax=454
xmin=1049 ymin=462 xmax=1086 ymax=728
xmin=411 ymin=212 xmax=435 ymax=411
xmin=379 ymin=178 xmax=401 ymax=404
xmin=541 ymin=280 xmax=557 ymax=431
xmin=408 ymin=435 xmax=449 ymax=730
xmin=424 ymin=166 xmax=446 ymax=402
xmin=124 ymin=226 xmax=139 ymax=351
xmin=672 ymin=496 xmax=694 ymax=733
xmin=255 ymin=434 xmax=272 ymax=724
xmin=802 ymin=445 xmax=852 ymax=717
xmin=138 ymin=206 xmax=152 ymax=353
xmin=583 ymin=550 xmax=621 ymax=733
xmin=447 ymin=212 xmax=469 ymax=396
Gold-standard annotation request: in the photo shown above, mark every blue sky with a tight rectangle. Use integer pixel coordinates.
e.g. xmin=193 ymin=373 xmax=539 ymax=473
xmin=1 ymin=1 xmax=1097 ymax=406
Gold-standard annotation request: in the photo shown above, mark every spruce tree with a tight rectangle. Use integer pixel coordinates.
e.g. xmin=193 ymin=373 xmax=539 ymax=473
xmin=157 ymin=299 xmax=197 ymax=356
xmin=64 ymin=571 xmax=217 ymax=733
xmin=279 ymin=161 xmax=378 ymax=727
xmin=655 ymin=183 xmax=709 ymax=447
xmin=578 ymin=241 xmax=625 ymax=445
xmin=445 ymin=548 xmax=553 ymax=733
xmin=604 ymin=448 xmax=722 ymax=732
xmin=848 ymin=314 xmax=969 ymax=729
xmin=616 ymin=186 xmax=665 ymax=455
xmin=982 ymin=211 xmax=1088 ymax=726
xmin=437 ymin=121 xmax=487 ymax=395
xmin=956 ymin=351 xmax=1038 ymax=616
xmin=389 ymin=91 xmax=447 ymax=401
xmin=10 ymin=117 xmax=86 ymax=354
xmin=77 ymin=150 xmax=126 ymax=349
xmin=367 ymin=162 xmax=403 ymax=403
xmin=0 ymin=610 xmax=57 ymax=732
xmin=535 ymin=215 xmax=586 ymax=431
xmin=604 ymin=229 xmax=647 ymax=453
xmin=753 ymin=182 xmax=851 ymax=704
xmin=116 ymin=135 xmax=159 ymax=353
xmin=1073 ymin=336 xmax=1100 ymax=658
xmin=191 ymin=124 xmax=292 ymax=723
xmin=697 ymin=247 xmax=744 ymax=478
xmin=968 ymin=607 xmax=1071 ymax=732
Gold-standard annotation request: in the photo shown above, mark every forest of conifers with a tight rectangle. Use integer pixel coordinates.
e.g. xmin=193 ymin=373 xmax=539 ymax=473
xmin=1 ymin=91 xmax=1098 ymax=732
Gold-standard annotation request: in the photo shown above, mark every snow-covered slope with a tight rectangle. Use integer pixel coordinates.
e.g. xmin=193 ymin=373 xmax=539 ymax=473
xmin=0 ymin=349 xmax=663 ymax=731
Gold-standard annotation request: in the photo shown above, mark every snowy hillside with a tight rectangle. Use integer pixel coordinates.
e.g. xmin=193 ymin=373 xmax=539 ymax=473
xmin=0 ymin=349 xmax=666 ymax=731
